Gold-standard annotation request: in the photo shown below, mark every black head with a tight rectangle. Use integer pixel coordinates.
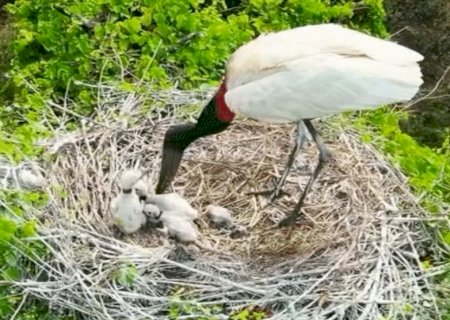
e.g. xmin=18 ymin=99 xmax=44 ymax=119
xmin=156 ymin=93 xmax=233 ymax=194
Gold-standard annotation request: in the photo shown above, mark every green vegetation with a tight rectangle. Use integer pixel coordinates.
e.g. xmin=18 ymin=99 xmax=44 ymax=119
xmin=354 ymin=108 xmax=450 ymax=316
xmin=168 ymin=288 xmax=224 ymax=320
xmin=0 ymin=0 xmax=448 ymax=318
xmin=167 ymin=289 xmax=268 ymax=319
xmin=0 ymin=189 xmax=50 ymax=318
xmin=2 ymin=0 xmax=386 ymax=137
xmin=355 ymin=109 xmax=449 ymax=205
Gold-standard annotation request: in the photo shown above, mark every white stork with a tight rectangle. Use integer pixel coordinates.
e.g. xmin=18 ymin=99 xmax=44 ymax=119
xmin=156 ymin=23 xmax=423 ymax=227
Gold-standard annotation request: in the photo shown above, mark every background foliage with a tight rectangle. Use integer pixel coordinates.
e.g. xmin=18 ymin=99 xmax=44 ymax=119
xmin=0 ymin=0 xmax=448 ymax=318
xmin=1 ymin=0 xmax=386 ymax=140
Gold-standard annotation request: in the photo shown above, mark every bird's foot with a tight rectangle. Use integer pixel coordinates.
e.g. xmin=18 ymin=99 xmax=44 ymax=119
xmin=277 ymin=212 xmax=314 ymax=239
xmin=278 ymin=215 xmax=296 ymax=228
xmin=278 ymin=213 xmax=313 ymax=228
xmin=246 ymin=187 xmax=291 ymax=203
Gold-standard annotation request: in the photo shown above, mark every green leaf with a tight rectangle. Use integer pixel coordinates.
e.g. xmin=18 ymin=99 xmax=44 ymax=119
xmin=443 ymin=231 xmax=450 ymax=246
xmin=124 ymin=17 xmax=142 ymax=34
xmin=2 ymin=267 xmax=21 ymax=281
xmin=21 ymin=221 xmax=37 ymax=237
xmin=116 ymin=264 xmax=138 ymax=287
xmin=0 ymin=217 xmax=18 ymax=243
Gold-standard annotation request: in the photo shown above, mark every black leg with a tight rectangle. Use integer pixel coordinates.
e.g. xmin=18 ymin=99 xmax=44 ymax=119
xmin=247 ymin=121 xmax=307 ymax=202
xmin=278 ymin=119 xmax=330 ymax=227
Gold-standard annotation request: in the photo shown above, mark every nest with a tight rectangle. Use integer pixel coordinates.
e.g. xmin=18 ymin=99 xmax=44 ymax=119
xmin=11 ymin=85 xmax=441 ymax=319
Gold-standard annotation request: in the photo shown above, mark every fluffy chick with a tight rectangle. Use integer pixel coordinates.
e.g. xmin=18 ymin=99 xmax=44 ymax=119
xmin=206 ymin=205 xmax=234 ymax=229
xmin=111 ymin=170 xmax=146 ymax=234
xmin=142 ymin=203 xmax=163 ymax=227
xmin=145 ymin=193 xmax=198 ymax=220
xmin=133 ymin=175 xmax=154 ymax=202
xmin=143 ymin=205 xmax=198 ymax=243
xmin=17 ymin=169 xmax=47 ymax=189
xmin=160 ymin=212 xmax=199 ymax=243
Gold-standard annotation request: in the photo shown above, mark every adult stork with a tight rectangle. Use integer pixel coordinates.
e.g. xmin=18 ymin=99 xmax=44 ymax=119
xmin=155 ymin=23 xmax=423 ymax=227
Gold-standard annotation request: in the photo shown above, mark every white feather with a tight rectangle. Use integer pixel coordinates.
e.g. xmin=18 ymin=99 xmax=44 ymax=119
xmin=145 ymin=193 xmax=198 ymax=220
xmin=111 ymin=191 xmax=145 ymax=234
xmin=226 ymin=24 xmax=423 ymax=88
xmin=158 ymin=211 xmax=199 ymax=243
xmin=132 ymin=179 xmax=146 ymax=196
xmin=225 ymin=54 xmax=422 ymax=121
xmin=17 ymin=169 xmax=47 ymax=189
xmin=206 ymin=205 xmax=234 ymax=228
xmin=224 ymin=23 xmax=423 ymax=121
xmin=119 ymin=169 xmax=143 ymax=190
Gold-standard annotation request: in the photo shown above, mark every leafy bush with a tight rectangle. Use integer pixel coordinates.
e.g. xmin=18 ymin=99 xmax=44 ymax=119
xmin=2 ymin=0 xmax=386 ymax=136
xmin=354 ymin=108 xmax=450 ymax=206
xmin=0 ymin=189 xmax=48 ymax=318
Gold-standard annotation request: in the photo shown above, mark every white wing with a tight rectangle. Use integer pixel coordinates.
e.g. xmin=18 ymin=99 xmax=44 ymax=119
xmin=225 ymin=53 xmax=423 ymax=122
xmin=226 ymin=24 xmax=423 ymax=90
xmin=110 ymin=196 xmax=119 ymax=216
xmin=146 ymin=193 xmax=198 ymax=220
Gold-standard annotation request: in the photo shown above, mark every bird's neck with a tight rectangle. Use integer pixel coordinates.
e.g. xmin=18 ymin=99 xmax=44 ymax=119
xmin=215 ymin=80 xmax=235 ymax=122
xmin=165 ymin=96 xmax=233 ymax=147
xmin=156 ymin=81 xmax=234 ymax=194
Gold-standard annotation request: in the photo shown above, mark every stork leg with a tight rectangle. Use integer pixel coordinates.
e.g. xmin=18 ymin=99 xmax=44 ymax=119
xmin=278 ymin=119 xmax=330 ymax=228
xmin=247 ymin=121 xmax=307 ymax=202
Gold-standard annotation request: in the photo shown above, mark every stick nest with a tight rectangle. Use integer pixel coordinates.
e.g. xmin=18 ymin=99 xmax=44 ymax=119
xmin=16 ymin=85 xmax=441 ymax=319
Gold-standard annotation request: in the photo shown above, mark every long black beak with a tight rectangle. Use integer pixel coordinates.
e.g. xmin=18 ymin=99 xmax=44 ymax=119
xmin=156 ymin=143 xmax=186 ymax=194
xmin=155 ymin=95 xmax=232 ymax=194
xmin=156 ymin=123 xmax=196 ymax=194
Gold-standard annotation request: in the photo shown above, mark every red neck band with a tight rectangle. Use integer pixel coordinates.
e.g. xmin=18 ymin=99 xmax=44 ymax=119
xmin=215 ymin=80 xmax=235 ymax=122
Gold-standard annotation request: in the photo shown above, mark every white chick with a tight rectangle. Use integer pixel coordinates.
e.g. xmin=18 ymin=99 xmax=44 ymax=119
xmin=133 ymin=179 xmax=147 ymax=201
xmin=145 ymin=207 xmax=220 ymax=253
xmin=145 ymin=193 xmax=198 ymax=220
xmin=144 ymin=205 xmax=199 ymax=243
xmin=142 ymin=203 xmax=163 ymax=227
xmin=17 ymin=168 xmax=47 ymax=189
xmin=206 ymin=205 xmax=234 ymax=229
xmin=133 ymin=175 xmax=154 ymax=201
xmin=160 ymin=212 xmax=199 ymax=243
xmin=111 ymin=170 xmax=146 ymax=234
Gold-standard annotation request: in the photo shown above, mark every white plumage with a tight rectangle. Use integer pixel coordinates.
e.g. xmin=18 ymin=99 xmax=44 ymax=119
xmin=118 ymin=169 xmax=143 ymax=190
xmin=133 ymin=174 xmax=153 ymax=199
xmin=143 ymin=204 xmax=199 ymax=243
xmin=224 ymin=23 xmax=423 ymax=122
xmin=17 ymin=168 xmax=47 ymax=189
xmin=145 ymin=193 xmax=199 ymax=220
xmin=158 ymin=211 xmax=199 ymax=243
xmin=206 ymin=205 xmax=234 ymax=229
xmin=111 ymin=170 xmax=146 ymax=234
